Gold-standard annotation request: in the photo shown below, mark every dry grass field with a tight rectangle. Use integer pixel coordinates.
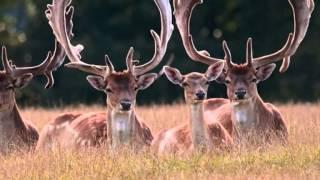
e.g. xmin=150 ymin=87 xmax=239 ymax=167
xmin=1 ymin=103 xmax=320 ymax=179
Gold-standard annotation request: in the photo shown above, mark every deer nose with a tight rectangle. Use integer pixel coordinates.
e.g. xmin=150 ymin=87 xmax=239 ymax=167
xmin=195 ymin=91 xmax=206 ymax=100
xmin=235 ymin=89 xmax=246 ymax=100
xmin=120 ymin=100 xmax=132 ymax=111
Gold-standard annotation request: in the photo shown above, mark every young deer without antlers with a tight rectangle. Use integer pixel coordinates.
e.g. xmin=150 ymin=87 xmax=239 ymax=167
xmin=173 ymin=0 xmax=314 ymax=143
xmin=36 ymin=0 xmax=173 ymax=151
xmin=0 ymin=38 xmax=69 ymax=153
xmin=152 ymin=62 xmax=232 ymax=154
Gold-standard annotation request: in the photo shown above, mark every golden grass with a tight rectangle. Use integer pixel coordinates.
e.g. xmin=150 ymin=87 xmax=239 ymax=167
xmin=1 ymin=103 xmax=320 ymax=179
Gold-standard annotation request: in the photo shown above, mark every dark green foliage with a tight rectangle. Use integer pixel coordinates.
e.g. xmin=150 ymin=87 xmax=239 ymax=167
xmin=0 ymin=0 xmax=319 ymax=106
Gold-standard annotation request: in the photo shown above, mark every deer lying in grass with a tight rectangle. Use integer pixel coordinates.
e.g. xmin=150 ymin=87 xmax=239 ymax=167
xmin=152 ymin=62 xmax=233 ymax=154
xmin=0 ymin=41 xmax=68 ymax=153
xmin=36 ymin=0 xmax=173 ymax=151
xmin=173 ymin=0 xmax=314 ymax=143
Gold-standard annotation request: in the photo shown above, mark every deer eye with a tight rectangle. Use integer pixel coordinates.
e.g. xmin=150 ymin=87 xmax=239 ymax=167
xmin=5 ymin=85 xmax=14 ymax=90
xmin=225 ymin=79 xmax=231 ymax=84
xmin=181 ymin=82 xmax=189 ymax=87
xmin=106 ymin=88 xmax=113 ymax=93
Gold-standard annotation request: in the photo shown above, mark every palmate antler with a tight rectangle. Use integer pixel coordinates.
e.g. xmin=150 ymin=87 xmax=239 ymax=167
xmin=1 ymin=40 xmax=69 ymax=89
xmin=252 ymin=0 xmax=314 ymax=72
xmin=173 ymin=0 xmax=314 ymax=72
xmin=1 ymin=4 xmax=74 ymax=88
xmin=46 ymin=0 xmax=173 ymax=77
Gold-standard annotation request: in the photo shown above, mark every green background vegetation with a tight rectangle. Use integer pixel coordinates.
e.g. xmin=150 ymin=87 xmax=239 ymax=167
xmin=0 ymin=0 xmax=319 ymax=106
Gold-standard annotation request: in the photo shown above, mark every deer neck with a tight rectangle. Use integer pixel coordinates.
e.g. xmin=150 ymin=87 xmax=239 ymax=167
xmin=188 ymin=102 xmax=211 ymax=150
xmin=0 ymin=100 xmax=23 ymax=123
xmin=107 ymin=107 xmax=136 ymax=149
xmin=231 ymin=96 xmax=265 ymax=135
xmin=0 ymin=102 xmax=26 ymax=147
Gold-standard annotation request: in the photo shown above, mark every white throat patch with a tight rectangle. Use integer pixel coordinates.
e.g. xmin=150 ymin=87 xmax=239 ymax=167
xmin=232 ymin=100 xmax=255 ymax=129
xmin=110 ymin=111 xmax=133 ymax=148
xmin=111 ymin=111 xmax=132 ymax=133
xmin=235 ymin=109 xmax=249 ymax=124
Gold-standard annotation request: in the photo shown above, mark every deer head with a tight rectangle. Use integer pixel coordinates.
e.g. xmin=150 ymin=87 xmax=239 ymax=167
xmin=163 ymin=61 xmax=224 ymax=104
xmin=0 ymin=38 xmax=70 ymax=110
xmin=215 ymin=39 xmax=279 ymax=102
xmin=173 ymin=0 xmax=314 ymax=102
xmin=84 ymin=58 xmax=158 ymax=112
xmin=46 ymin=0 xmax=173 ymax=112
xmin=0 ymin=5 xmax=73 ymax=111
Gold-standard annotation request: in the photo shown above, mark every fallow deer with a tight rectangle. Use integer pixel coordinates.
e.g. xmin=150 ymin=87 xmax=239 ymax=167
xmin=152 ymin=62 xmax=233 ymax=154
xmin=36 ymin=0 xmax=173 ymax=151
xmin=0 ymin=37 xmax=70 ymax=153
xmin=173 ymin=0 xmax=314 ymax=143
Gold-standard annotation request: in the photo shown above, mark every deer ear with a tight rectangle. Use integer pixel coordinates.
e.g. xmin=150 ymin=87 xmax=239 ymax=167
xmin=13 ymin=73 xmax=33 ymax=89
xmin=205 ymin=61 xmax=224 ymax=82
xmin=163 ymin=66 xmax=183 ymax=85
xmin=137 ymin=73 xmax=158 ymax=90
xmin=256 ymin=63 xmax=276 ymax=82
xmin=86 ymin=75 xmax=106 ymax=92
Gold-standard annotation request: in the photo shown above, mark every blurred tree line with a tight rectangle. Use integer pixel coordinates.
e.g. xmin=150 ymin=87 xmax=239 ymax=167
xmin=0 ymin=0 xmax=319 ymax=106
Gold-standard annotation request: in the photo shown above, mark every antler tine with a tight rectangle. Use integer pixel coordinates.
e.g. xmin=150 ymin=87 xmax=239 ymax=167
xmin=246 ymin=38 xmax=253 ymax=67
xmin=126 ymin=47 xmax=135 ymax=73
xmin=222 ymin=41 xmax=233 ymax=68
xmin=104 ymin=54 xmax=114 ymax=73
xmin=4 ymin=4 xmax=74 ymax=88
xmin=1 ymin=46 xmax=14 ymax=74
xmin=1 ymin=45 xmax=53 ymax=80
xmin=46 ymin=0 xmax=107 ymax=77
xmin=253 ymin=0 xmax=314 ymax=72
xmin=173 ymin=0 xmax=226 ymax=66
xmin=42 ymin=40 xmax=71 ymax=88
xmin=43 ymin=40 xmax=65 ymax=88
xmin=8 ymin=51 xmax=53 ymax=76
xmin=133 ymin=0 xmax=174 ymax=76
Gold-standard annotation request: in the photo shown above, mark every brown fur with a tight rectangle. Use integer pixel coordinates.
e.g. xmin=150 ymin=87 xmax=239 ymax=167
xmin=205 ymin=65 xmax=288 ymax=143
xmin=152 ymin=68 xmax=232 ymax=154
xmin=0 ymin=72 xmax=39 ymax=153
xmin=205 ymin=98 xmax=288 ymax=144
xmin=152 ymin=120 xmax=232 ymax=154
xmin=204 ymin=99 xmax=233 ymax=135
xmin=0 ymin=105 xmax=39 ymax=153
xmin=36 ymin=111 xmax=153 ymax=150
xmin=173 ymin=0 xmax=312 ymax=145
xmin=37 ymin=71 xmax=154 ymax=151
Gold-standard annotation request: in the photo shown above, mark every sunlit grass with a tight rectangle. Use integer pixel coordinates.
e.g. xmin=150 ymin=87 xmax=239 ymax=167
xmin=0 ymin=103 xmax=320 ymax=179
